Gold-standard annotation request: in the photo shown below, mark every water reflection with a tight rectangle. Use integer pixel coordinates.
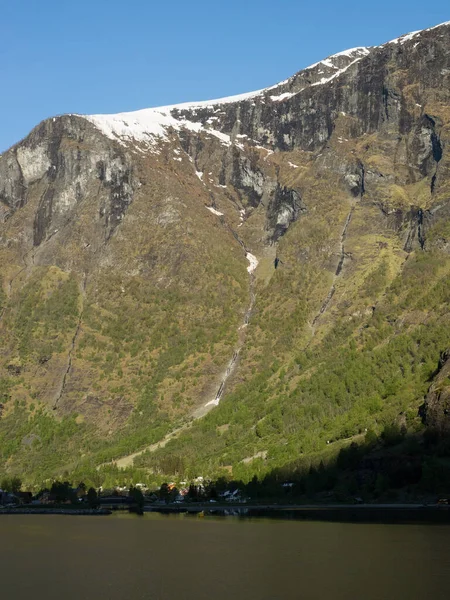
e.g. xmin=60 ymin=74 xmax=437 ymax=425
xmin=0 ymin=513 xmax=449 ymax=600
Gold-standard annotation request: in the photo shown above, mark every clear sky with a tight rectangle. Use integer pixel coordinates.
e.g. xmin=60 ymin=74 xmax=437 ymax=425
xmin=1 ymin=0 xmax=448 ymax=152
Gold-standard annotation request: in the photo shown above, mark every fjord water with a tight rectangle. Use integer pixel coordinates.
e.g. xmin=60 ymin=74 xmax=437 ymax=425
xmin=1 ymin=514 xmax=449 ymax=600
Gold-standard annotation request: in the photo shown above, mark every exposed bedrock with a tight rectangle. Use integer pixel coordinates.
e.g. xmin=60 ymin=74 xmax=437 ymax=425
xmin=0 ymin=116 xmax=137 ymax=250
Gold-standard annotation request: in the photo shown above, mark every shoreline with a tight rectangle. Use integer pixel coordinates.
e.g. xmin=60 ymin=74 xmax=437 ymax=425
xmin=1 ymin=503 xmax=449 ymax=523
xmin=146 ymin=503 xmax=450 ymax=524
xmin=0 ymin=507 xmax=112 ymax=516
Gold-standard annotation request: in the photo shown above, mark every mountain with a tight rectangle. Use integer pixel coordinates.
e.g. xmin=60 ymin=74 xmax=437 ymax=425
xmin=1 ymin=22 xmax=450 ymax=487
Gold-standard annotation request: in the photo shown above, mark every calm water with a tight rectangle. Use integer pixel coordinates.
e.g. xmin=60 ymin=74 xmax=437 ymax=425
xmin=1 ymin=513 xmax=449 ymax=600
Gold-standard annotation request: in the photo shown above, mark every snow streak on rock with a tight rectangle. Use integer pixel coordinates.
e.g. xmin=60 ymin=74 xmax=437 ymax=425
xmin=205 ymin=206 xmax=223 ymax=217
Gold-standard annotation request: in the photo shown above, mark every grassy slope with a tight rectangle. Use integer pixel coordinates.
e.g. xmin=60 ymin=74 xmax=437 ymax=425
xmin=0 ymin=155 xmax=250 ymax=483
xmin=136 ymin=246 xmax=450 ymax=483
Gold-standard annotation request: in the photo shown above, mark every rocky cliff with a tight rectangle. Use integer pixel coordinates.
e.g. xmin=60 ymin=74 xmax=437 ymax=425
xmin=1 ymin=22 xmax=450 ymax=483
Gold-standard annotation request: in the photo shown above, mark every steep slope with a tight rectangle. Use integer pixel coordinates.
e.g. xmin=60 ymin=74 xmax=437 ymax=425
xmin=1 ymin=22 xmax=450 ymax=485
xmin=421 ymin=350 xmax=450 ymax=433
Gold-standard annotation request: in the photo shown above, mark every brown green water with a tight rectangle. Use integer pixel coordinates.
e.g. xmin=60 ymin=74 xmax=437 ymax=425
xmin=0 ymin=513 xmax=449 ymax=599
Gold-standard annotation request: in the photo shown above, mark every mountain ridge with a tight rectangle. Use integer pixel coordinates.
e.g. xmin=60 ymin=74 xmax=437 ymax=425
xmin=80 ymin=20 xmax=448 ymax=141
xmin=2 ymin=21 xmax=448 ymax=157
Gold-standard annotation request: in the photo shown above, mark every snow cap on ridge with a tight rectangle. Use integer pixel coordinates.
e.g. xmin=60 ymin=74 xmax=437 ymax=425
xmin=80 ymin=21 xmax=450 ymax=148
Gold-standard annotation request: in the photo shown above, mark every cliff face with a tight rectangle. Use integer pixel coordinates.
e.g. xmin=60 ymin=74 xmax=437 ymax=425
xmin=1 ymin=22 xmax=450 ymax=482
xmin=0 ymin=116 xmax=136 ymax=255
xmin=2 ymin=24 xmax=450 ymax=259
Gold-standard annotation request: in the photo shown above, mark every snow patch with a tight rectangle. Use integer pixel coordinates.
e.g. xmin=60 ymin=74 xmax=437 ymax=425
xmin=205 ymin=129 xmax=232 ymax=146
xmin=305 ymin=47 xmax=369 ymax=71
xmin=310 ymin=58 xmax=362 ymax=88
xmin=205 ymin=206 xmax=223 ymax=217
xmin=320 ymin=59 xmax=337 ymax=68
xmin=331 ymin=47 xmax=370 ymax=59
xmin=255 ymin=145 xmax=272 ymax=153
xmin=386 ymin=30 xmax=421 ymax=45
xmin=84 ymin=107 xmax=202 ymax=149
xmin=246 ymin=252 xmax=259 ymax=274
xmin=270 ymin=92 xmax=295 ymax=102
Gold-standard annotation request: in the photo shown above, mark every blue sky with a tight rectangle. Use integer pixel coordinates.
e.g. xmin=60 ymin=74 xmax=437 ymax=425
xmin=1 ymin=1 xmax=448 ymax=152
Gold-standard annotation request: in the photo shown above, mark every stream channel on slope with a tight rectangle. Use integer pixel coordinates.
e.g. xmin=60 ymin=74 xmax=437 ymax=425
xmin=114 ymin=212 xmax=258 ymax=468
